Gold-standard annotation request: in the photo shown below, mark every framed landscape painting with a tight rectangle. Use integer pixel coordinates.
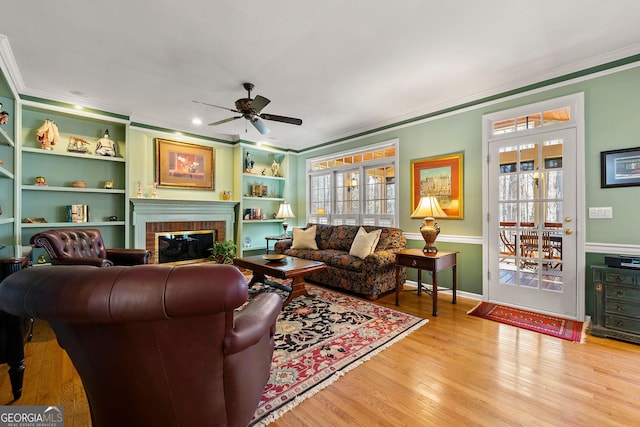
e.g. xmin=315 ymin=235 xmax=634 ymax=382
xmin=155 ymin=139 xmax=215 ymax=190
xmin=410 ymin=152 xmax=464 ymax=219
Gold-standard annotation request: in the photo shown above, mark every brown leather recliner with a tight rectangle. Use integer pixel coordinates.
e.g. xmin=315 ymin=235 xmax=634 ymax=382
xmin=30 ymin=228 xmax=151 ymax=267
xmin=0 ymin=263 xmax=282 ymax=427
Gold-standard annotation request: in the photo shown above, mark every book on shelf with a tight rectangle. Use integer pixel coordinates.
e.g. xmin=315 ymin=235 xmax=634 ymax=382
xmin=67 ymin=204 xmax=89 ymax=223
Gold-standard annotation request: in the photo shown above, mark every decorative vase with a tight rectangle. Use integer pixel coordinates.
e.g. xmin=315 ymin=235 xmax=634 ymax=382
xmin=420 ymin=217 xmax=440 ymax=253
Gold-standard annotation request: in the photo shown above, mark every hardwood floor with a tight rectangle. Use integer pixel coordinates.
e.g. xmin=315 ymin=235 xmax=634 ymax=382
xmin=2 ymin=287 xmax=640 ymax=426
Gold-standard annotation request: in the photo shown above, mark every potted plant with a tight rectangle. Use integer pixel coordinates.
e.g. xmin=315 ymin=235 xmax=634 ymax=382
xmin=208 ymin=240 xmax=237 ymax=264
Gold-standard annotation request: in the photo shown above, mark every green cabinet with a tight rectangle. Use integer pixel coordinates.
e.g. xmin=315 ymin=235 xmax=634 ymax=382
xmin=236 ymin=147 xmax=289 ymax=255
xmin=19 ymin=102 xmax=128 ymax=250
xmin=592 ymin=265 xmax=640 ymax=344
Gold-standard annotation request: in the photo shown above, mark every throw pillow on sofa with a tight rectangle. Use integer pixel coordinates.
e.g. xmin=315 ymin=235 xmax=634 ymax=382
xmin=349 ymin=227 xmax=382 ymax=259
xmin=292 ymin=225 xmax=318 ymax=249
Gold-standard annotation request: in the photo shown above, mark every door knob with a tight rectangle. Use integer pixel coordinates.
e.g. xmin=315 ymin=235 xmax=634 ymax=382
xmin=565 ymin=228 xmax=573 ymax=235
xmin=564 ymin=217 xmax=572 ymax=222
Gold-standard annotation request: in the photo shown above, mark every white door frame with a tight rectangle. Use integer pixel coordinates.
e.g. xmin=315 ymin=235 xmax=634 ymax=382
xmin=481 ymin=93 xmax=586 ymax=320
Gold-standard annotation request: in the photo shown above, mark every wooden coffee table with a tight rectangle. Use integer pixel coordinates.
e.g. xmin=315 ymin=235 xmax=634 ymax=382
xmin=234 ymin=255 xmax=325 ymax=306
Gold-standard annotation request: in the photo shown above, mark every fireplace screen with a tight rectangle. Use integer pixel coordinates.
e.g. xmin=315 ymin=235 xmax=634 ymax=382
xmin=156 ymin=230 xmax=215 ymax=263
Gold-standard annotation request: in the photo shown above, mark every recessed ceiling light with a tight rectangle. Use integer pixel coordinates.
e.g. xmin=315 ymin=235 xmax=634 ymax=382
xmin=192 ymin=118 xmax=202 ymax=125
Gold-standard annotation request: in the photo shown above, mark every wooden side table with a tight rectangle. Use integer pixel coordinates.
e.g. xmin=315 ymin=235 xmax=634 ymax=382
xmin=264 ymin=235 xmax=290 ymax=254
xmin=0 ymin=245 xmax=33 ymax=400
xmin=395 ymin=249 xmax=457 ymax=317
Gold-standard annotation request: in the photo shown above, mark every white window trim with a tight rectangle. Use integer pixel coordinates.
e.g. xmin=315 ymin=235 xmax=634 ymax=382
xmin=306 ymin=139 xmax=399 ymax=227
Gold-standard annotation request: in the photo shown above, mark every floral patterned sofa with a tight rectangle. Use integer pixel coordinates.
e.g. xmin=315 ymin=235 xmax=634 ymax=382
xmin=274 ymin=223 xmax=406 ymax=300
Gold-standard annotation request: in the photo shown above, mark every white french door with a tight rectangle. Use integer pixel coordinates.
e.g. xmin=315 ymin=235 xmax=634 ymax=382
xmin=487 ymin=128 xmax=579 ymax=318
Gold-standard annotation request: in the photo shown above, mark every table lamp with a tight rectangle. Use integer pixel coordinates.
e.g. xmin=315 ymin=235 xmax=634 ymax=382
xmin=276 ymin=202 xmax=295 ymax=236
xmin=411 ymin=195 xmax=447 ymax=253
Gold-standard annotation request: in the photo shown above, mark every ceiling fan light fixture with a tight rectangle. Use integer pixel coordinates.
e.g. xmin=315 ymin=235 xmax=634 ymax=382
xmin=251 ymin=117 xmax=271 ymax=135
xmin=197 ymin=83 xmax=301 ymax=135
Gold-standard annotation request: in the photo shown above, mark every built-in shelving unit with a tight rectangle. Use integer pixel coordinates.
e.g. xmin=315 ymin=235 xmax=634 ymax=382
xmin=18 ymin=101 xmax=129 ymax=249
xmin=236 ymin=146 xmax=289 ymax=255
xmin=0 ymin=70 xmax=17 ymax=243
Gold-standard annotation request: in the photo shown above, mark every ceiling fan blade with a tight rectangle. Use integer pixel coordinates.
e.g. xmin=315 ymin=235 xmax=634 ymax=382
xmin=259 ymin=113 xmax=303 ymax=126
xmin=251 ymin=95 xmax=271 ymax=114
xmin=250 ymin=117 xmax=271 ymax=135
xmin=208 ymin=116 xmax=241 ymax=126
xmin=193 ymin=100 xmax=238 ymax=113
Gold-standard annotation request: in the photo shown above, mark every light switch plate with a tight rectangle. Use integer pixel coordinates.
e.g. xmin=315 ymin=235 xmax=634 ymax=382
xmin=589 ymin=207 xmax=613 ymax=218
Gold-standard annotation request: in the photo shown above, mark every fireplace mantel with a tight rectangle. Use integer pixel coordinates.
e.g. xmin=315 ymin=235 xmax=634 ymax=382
xmin=131 ymin=198 xmax=237 ymax=249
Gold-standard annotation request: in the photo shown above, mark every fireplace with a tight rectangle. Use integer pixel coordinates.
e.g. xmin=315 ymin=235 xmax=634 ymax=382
xmin=156 ymin=229 xmax=215 ymax=264
xmin=131 ymin=199 xmax=237 ymax=264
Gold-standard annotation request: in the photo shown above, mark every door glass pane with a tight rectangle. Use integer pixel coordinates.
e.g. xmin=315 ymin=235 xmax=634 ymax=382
xmin=497 ymin=139 xmax=564 ymax=291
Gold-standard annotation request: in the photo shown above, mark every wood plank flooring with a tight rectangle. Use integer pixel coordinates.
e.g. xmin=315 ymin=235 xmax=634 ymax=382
xmin=2 ymin=286 xmax=640 ymax=426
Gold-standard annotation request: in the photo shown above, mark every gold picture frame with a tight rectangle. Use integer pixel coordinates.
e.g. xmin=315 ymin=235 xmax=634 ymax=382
xmin=410 ymin=152 xmax=464 ymax=219
xmin=155 ymin=139 xmax=214 ymax=190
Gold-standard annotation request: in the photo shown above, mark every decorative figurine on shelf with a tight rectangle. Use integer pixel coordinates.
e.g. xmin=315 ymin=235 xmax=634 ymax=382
xmin=0 ymin=104 xmax=9 ymax=125
xmin=245 ymin=152 xmax=254 ymax=173
xmin=36 ymin=119 xmax=59 ymax=150
xmin=136 ymin=181 xmax=143 ymax=198
xmin=151 ymin=182 xmax=158 ymax=199
xmin=104 ymin=180 xmax=114 ymax=189
xmin=222 ymin=190 xmax=231 ymax=200
xmin=261 ymin=168 xmax=266 ymax=175
xmin=95 ymin=129 xmax=117 ymax=157
xmin=67 ymin=136 xmax=89 ymax=153
xmin=271 ymin=160 xmax=280 ymax=177
xmin=34 ymin=176 xmax=48 ymax=186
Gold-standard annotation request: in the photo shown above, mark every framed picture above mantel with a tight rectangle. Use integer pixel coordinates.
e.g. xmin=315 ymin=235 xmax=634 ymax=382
xmin=155 ymin=138 xmax=215 ymax=190
xmin=410 ymin=152 xmax=464 ymax=219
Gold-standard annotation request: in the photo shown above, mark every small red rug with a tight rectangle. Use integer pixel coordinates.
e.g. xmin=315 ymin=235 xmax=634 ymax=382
xmin=467 ymin=302 xmax=586 ymax=343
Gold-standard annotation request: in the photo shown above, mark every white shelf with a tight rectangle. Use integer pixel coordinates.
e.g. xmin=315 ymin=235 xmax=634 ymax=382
xmin=21 ymin=221 xmax=126 ymax=228
xmin=22 ymin=146 xmax=125 ymax=162
xmin=0 ymin=218 xmax=15 ymax=225
xmin=0 ymin=166 xmax=14 ymax=179
xmin=22 ymin=185 xmax=125 ymax=194
xmin=243 ymin=196 xmax=285 ymax=202
xmin=0 ymin=127 xmax=15 ymax=147
xmin=242 ymin=173 xmax=284 ymax=181
xmin=242 ymin=219 xmax=284 ymax=224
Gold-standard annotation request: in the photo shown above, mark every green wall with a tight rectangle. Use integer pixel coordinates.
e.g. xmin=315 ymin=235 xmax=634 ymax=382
xmin=292 ymin=64 xmax=640 ymax=304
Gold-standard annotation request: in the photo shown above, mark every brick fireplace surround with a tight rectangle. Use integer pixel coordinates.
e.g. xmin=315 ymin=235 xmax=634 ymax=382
xmin=130 ymin=199 xmax=237 ymax=263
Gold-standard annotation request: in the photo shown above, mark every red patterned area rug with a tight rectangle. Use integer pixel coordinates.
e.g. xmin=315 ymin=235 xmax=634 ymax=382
xmin=249 ymin=284 xmax=427 ymax=426
xmin=467 ymin=301 xmax=586 ymax=343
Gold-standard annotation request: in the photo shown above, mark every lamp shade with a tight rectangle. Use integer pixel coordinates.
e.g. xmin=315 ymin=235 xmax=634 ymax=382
xmin=411 ymin=196 xmax=446 ymax=254
xmin=276 ymin=202 xmax=295 ymax=236
xmin=276 ymin=202 xmax=295 ymax=219
xmin=411 ymin=196 xmax=447 ymax=219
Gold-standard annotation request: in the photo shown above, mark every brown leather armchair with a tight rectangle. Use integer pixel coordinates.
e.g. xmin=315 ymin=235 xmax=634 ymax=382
xmin=0 ymin=263 xmax=282 ymax=427
xmin=30 ymin=228 xmax=151 ymax=267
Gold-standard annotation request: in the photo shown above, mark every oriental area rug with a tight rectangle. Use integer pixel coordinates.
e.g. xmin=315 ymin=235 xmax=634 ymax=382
xmin=467 ymin=301 xmax=586 ymax=343
xmin=247 ymin=283 xmax=427 ymax=426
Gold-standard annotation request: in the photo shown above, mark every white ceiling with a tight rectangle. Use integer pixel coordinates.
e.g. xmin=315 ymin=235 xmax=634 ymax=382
xmin=2 ymin=1 xmax=640 ymax=151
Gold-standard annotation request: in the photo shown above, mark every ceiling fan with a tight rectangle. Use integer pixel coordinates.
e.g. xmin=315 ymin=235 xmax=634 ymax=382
xmin=193 ymin=83 xmax=302 ymax=135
